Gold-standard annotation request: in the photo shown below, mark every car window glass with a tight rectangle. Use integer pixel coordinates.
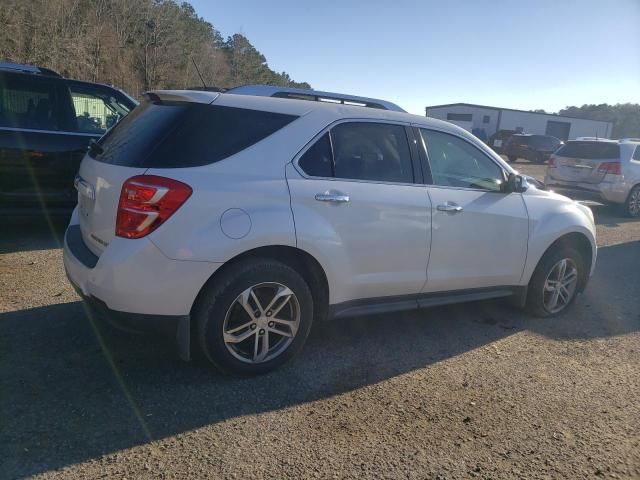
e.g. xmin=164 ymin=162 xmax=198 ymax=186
xmin=69 ymin=84 xmax=133 ymax=134
xmin=420 ymin=129 xmax=504 ymax=191
xmin=299 ymin=133 xmax=333 ymax=177
xmin=633 ymin=146 xmax=640 ymax=161
xmin=0 ymin=74 xmax=60 ymax=130
xmin=331 ymin=122 xmax=413 ymax=183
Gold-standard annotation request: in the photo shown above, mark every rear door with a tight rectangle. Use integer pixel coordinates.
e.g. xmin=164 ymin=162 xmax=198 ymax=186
xmin=287 ymin=121 xmax=431 ymax=303
xmin=550 ymin=141 xmax=620 ymax=184
xmin=418 ymin=128 xmax=528 ymax=291
xmin=0 ymin=72 xmax=89 ymax=210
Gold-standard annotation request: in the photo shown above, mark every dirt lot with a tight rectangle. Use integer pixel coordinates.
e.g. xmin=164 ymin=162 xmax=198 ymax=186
xmin=1 ymin=163 xmax=639 ymax=479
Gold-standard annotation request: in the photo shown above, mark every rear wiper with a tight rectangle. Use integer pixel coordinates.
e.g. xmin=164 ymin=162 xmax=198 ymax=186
xmin=88 ymin=139 xmax=103 ymax=157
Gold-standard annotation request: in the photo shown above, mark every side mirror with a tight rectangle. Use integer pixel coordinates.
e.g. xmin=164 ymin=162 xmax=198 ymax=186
xmin=501 ymin=173 xmax=527 ymax=193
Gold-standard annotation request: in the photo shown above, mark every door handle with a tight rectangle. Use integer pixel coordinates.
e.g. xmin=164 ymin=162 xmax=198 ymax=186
xmin=315 ymin=191 xmax=350 ymax=203
xmin=437 ymin=202 xmax=463 ymax=213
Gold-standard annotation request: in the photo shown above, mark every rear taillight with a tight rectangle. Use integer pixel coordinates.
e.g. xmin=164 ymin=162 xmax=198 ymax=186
xmin=597 ymin=161 xmax=621 ymax=175
xmin=548 ymin=155 xmax=557 ymax=167
xmin=116 ymin=175 xmax=192 ymax=239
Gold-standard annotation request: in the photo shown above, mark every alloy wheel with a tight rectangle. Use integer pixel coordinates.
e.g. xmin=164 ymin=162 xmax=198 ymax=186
xmin=222 ymin=282 xmax=300 ymax=364
xmin=542 ymin=258 xmax=578 ymax=314
xmin=628 ymin=189 xmax=640 ymax=217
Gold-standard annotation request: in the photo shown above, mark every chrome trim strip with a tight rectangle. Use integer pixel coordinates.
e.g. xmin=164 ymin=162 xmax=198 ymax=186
xmin=0 ymin=126 xmax=101 ymax=137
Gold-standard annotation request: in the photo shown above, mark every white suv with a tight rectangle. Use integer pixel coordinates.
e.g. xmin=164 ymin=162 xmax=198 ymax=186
xmin=544 ymin=138 xmax=640 ymax=217
xmin=64 ymin=90 xmax=597 ymax=375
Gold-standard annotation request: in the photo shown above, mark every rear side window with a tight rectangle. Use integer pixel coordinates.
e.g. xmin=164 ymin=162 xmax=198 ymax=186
xmin=0 ymin=74 xmax=61 ymax=130
xmin=69 ymin=83 xmax=133 ymax=134
xmin=93 ymin=101 xmax=298 ymax=168
xmin=331 ymin=122 xmax=413 ymax=183
xmin=632 ymin=146 xmax=640 ymax=161
xmin=556 ymin=141 xmax=620 ymax=159
xmin=297 ymin=122 xmax=414 ymax=183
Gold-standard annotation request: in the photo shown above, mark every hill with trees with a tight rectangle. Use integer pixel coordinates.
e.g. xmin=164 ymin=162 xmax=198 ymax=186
xmin=558 ymin=104 xmax=640 ymax=139
xmin=0 ymin=0 xmax=310 ymax=98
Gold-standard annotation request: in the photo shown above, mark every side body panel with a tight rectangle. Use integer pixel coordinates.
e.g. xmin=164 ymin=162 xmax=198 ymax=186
xmin=520 ymin=189 xmax=597 ymax=283
xmin=286 ymin=164 xmax=432 ymax=304
xmin=423 ymin=188 xmax=529 ymax=291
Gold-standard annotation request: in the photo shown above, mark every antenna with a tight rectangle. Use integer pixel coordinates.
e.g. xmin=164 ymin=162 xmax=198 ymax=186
xmin=191 ymin=58 xmax=207 ymax=89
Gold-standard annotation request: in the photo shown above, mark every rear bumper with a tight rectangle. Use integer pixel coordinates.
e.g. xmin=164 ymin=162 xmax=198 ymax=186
xmin=63 ymin=213 xmax=221 ymax=359
xmin=544 ymin=175 xmax=628 ymax=204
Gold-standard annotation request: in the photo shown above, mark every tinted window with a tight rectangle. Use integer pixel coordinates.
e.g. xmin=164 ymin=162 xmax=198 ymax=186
xmin=331 ymin=122 xmax=413 ymax=183
xmin=299 ymin=133 xmax=333 ymax=177
xmin=69 ymin=84 xmax=132 ymax=134
xmin=93 ymin=101 xmax=298 ymax=168
xmin=421 ymin=129 xmax=504 ymax=191
xmin=633 ymin=146 xmax=640 ymax=161
xmin=530 ymin=135 xmax=559 ymax=149
xmin=555 ymin=141 xmax=620 ymax=159
xmin=0 ymin=74 xmax=61 ymax=130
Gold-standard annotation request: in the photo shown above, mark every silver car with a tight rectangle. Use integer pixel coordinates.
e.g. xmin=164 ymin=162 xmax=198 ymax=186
xmin=545 ymin=139 xmax=640 ymax=217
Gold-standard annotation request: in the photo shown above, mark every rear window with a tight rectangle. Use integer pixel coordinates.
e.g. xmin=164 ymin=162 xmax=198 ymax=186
xmin=555 ymin=141 xmax=620 ymax=159
xmin=530 ymin=136 xmax=559 ymax=149
xmin=92 ymin=101 xmax=298 ymax=168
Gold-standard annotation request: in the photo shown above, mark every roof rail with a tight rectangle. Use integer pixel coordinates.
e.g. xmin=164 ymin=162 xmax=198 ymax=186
xmin=0 ymin=62 xmax=62 ymax=77
xmin=226 ymin=85 xmax=406 ymax=112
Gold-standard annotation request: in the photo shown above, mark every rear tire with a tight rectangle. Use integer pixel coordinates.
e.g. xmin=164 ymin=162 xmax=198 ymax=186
xmin=526 ymin=246 xmax=585 ymax=318
xmin=623 ymin=185 xmax=640 ymax=218
xmin=507 ymin=155 xmax=517 ymax=163
xmin=194 ymin=258 xmax=314 ymax=376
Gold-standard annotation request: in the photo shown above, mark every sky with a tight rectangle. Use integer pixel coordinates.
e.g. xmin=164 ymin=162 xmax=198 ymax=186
xmin=189 ymin=0 xmax=640 ymax=115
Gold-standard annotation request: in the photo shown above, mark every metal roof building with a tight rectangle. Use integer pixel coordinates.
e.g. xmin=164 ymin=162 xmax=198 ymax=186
xmin=425 ymin=102 xmax=613 ymax=141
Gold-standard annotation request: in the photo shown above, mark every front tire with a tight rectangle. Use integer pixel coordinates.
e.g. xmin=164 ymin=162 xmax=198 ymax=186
xmin=195 ymin=259 xmax=314 ymax=376
xmin=623 ymin=185 xmax=640 ymax=218
xmin=526 ymin=246 xmax=585 ymax=317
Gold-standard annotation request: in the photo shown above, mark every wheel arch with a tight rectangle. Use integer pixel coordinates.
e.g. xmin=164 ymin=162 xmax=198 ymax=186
xmin=191 ymin=245 xmax=330 ymax=324
xmin=529 ymin=231 xmax=594 ymax=291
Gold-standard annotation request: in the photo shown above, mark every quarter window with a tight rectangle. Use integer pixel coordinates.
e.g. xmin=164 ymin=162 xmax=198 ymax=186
xmin=420 ymin=129 xmax=504 ymax=191
xmin=632 ymin=146 xmax=640 ymax=161
xmin=0 ymin=74 xmax=61 ymax=130
xmin=299 ymin=132 xmax=333 ymax=177
xmin=331 ymin=122 xmax=413 ymax=183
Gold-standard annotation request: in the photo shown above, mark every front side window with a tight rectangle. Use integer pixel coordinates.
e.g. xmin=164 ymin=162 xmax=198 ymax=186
xmin=0 ymin=74 xmax=61 ymax=130
xmin=331 ymin=122 xmax=413 ymax=183
xmin=420 ymin=129 xmax=504 ymax=191
xmin=69 ymin=84 xmax=132 ymax=134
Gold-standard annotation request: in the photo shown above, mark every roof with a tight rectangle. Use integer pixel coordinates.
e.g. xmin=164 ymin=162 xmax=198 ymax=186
xmin=227 ymin=85 xmax=406 ymax=112
xmin=425 ymin=102 xmax=613 ymax=125
xmin=0 ymin=62 xmax=61 ymax=77
xmin=147 ymin=89 xmax=504 ymax=154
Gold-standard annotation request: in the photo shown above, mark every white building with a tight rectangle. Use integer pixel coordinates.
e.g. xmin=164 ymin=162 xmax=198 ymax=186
xmin=425 ymin=103 xmax=613 ymax=141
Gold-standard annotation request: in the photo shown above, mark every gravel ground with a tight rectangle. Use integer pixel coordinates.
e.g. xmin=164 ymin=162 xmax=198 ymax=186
xmin=1 ymin=163 xmax=639 ymax=479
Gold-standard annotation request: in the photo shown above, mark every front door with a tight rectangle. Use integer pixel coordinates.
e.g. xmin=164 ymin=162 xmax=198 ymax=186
xmin=418 ymin=128 xmax=529 ymax=292
xmin=286 ymin=121 xmax=431 ymax=305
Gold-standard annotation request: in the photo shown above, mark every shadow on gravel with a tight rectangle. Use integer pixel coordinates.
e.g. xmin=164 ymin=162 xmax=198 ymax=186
xmin=0 ymin=217 xmax=68 ymax=254
xmin=1 ymin=241 xmax=638 ymax=478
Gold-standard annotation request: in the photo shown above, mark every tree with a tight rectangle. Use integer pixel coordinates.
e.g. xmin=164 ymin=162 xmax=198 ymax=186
xmin=0 ymin=0 xmax=310 ymax=97
xmin=559 ymin=103 xmax=640 ymax=139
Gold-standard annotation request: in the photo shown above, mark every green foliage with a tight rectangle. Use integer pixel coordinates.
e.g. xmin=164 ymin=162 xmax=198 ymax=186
xmin=559 ymin=103 xmax=640 ymax=139
xmin=0 ymin=0 xmax=310 ymax=97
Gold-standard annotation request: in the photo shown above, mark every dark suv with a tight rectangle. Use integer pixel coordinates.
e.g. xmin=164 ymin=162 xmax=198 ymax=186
xmin=0 ymin=62 xmax=136 ymax=216
xmin=503 ymin=134 xmax=562 ymax=163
